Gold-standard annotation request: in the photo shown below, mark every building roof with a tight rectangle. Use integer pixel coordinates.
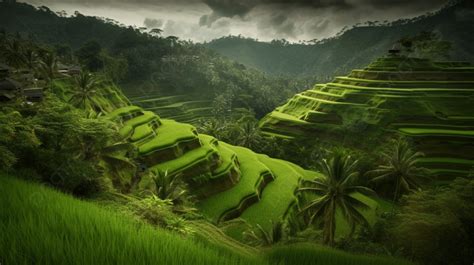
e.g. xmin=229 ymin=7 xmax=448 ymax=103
xmin=0 ymin=78 xmax=21 ymax=91
xmin=23 ymin=87 xmax=43 ymax=96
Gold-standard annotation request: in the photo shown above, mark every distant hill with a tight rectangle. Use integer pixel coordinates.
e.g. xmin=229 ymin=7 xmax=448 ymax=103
xmin=0 ymin=2 xmax=312 ymax=119
xmin=205 ymin=0 xmax=474 ymax=77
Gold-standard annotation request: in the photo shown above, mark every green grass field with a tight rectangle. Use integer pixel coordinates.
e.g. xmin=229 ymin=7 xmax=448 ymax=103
xmin=0 ymin=174 xmax=413 ymax=265
xmin=0 ymin=174 xmax=262 ymax=265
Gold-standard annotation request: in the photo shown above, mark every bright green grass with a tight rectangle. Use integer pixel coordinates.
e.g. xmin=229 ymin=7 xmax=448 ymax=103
xmin=326 ymin=82 xmax=474 ymax=93
xmin=118 ymin=111 xmax=158 ymax=138
xmin=398 ymin=128 xmax=474 ymax=137
xmin=266 ymin=111 xmax=309 ymax=124
xmin=211 ymin=142 xmax=238 ymax=178
xmin=131 ymin=123 xmax=154 ymax=141
xmin=132 ymin=95 xmax=187 ymax=104
xmin=265 ymin=244 xmax=413 ymax=265
xmin=198 ymin=144 xmax=272 ymax=222
xmin=0 ymin=174 xmax=412 ymax=265
xmin=150 ymin=134 xmax=216 ymax=174
xmin=240 ymin=156 xmax=318 ymax=231
xmin=108 ymin=105 xmax=142 ymax=119
xmin=0 ymin=174 xmax=263 ymax=265
xmin=138 ymin=119 xmax=197 ymax=155
xmin=336 ymin=76 xmax=474 ymax=85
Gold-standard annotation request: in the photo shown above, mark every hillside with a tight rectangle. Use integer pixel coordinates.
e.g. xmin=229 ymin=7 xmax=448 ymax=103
xmin=0 ymin=174 xmax=414 ymax=265
xmin=109 ymin=105 xmax=308 ymax=229
xmin=260 ymin=54 xmax=474 ymax=179
xmin=205 ymin=0 xmax=474 ymax=77
xmin=0 ymin=2 xmax=310 ymax=119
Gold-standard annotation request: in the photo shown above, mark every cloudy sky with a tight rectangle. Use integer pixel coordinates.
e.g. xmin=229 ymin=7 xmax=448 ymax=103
xmin=22 ymin=0 xmax=449 ymax=42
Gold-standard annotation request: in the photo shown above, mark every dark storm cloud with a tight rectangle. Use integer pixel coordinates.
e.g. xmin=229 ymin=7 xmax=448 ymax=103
xmin=22 ymin=0 xmax=450 ymax=42
xmin=199 ymin=0 xmax=448 ymax=27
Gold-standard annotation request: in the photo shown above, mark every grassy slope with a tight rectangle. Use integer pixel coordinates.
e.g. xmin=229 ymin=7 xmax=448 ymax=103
xmin=0 ymin=174 xmax=412 ymax=265
xmin=0 ymin=174 xmax=262 ymax=265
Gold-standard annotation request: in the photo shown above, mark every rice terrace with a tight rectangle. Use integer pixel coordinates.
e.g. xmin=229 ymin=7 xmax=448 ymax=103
xmin=0 ymin=0 xmax=473 ymax=264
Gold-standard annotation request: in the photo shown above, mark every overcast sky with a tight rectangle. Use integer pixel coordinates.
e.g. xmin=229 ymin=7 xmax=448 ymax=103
xmin=21 ymin=0 xmax=449 ymax=42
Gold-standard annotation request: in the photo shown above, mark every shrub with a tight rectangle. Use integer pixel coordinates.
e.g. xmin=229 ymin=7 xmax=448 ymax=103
xmin=389 ymin=178 xmax=474 ymax=265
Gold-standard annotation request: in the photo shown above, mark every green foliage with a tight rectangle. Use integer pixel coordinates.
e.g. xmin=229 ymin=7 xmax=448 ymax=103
xmin=297 ymin=153 xmax=376 ymax=246
xmin=368 ymin=139 xmax=429 ymax=202
xmin=0 ymin=94 xmax=127 ymax=195
xmin=75 ymin=40 xmax=104 ymax=71
xmin=389 ymin=178 xmax=474 ymax=265
xmin=127 ymin=195 xmax=194 ymax=235
xmin=149 ymin=170 xmax=194 ymax=212
xmin=0 ymin=108 xmax=40 ymax=169
xmin=68 ymin=71 xmax=105 ymax=116
xmin=244 ymin=220 xmax=285 ymax=247
xmin=398 ymin=31 xmax=452 ymax=60
xmin=265 ymin=243 xmax=413 ymax=265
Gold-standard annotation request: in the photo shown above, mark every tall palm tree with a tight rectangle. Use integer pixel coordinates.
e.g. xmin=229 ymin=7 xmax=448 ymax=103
xmin=20 ymin=48 xmax=39 ymax=71
xmin=69 ymin=72 xmax=104 ymax=115
xmin=297 ymin=154 xmax=376 ymax=246
xmin=2 ymin=38 xmax=25 ymax=68
xmin=38 ymin=51 xmax=58 ymax=89
xmin=235 ymin=121 xmax=262 ymax=149
xmin=368 ymin=139 xmax=428 ymax=202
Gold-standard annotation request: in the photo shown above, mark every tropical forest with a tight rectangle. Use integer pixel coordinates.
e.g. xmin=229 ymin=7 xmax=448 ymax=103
xmin=0 ymin=0 xmax=473 ymax=264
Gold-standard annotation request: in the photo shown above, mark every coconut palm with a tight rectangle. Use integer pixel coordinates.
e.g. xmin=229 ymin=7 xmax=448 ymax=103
xmin=297 ymin=154 xmax=376 ymax=246
xmin=38 ymin=52 xmax=58 ymax=89
xmin=21 ymin=48 xmax=39 ymax=71
xmin=368 ymin=139 xmax=428 ymax=202
xmin=235 ymin=121 xmax=262 ymax=149
xmin=69 ymin=71 xmax=104 ymax=115
xmin=2 ymin=38 xmax=25 ymax=68
xmin=197 ymin=118 xmax=224 ymax=138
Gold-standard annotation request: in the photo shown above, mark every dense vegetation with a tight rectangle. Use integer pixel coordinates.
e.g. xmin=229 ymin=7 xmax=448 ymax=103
xmin=1 ymin=1 xmax=473 ymax=265
xmin=0 ymin=2 xmax=316 ymax=118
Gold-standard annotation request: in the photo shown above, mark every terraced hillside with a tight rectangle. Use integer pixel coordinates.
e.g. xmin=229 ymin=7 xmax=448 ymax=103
xmin=260 ymin=55 xmax=474 ymax=179
xmin=126 ymin=91 xmax=214 ymax=124
xmin=107 ymin=105 xmax=322 ymax=232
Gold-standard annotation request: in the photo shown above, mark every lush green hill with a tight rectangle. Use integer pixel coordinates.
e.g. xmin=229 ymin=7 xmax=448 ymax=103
xmin=0 ymin=174 xmax=412 ymax=265
xmin=205 ymin=0 xmax=474 ymax=77
xmin=107 ymin=105 xmax=321 ymax=232
xmin=260 ymin=54 xmax=474 ymax=179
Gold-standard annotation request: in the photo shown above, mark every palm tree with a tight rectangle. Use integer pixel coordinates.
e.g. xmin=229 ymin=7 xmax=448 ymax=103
xmin=197 ymin=118 xmax=224 ymax=139
xmin=368 ymin=139 xmax=428 ymax=202
xmin=297 ymin=153 xmax=376 ymax=246
xmin=38 ymin=52 xmax=58 ymax=89
xmin=235 ymin=121 xmax=262 ymax=149
xmin=22 ymin=48 xmax=39 ymax=71
xmin=151 ymin=170 xmax=193 ymax=212
xmin=69 ymin=71 xmax=104 ymax=116
xmin=2 ymin=38 xmax=25 ymax=68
